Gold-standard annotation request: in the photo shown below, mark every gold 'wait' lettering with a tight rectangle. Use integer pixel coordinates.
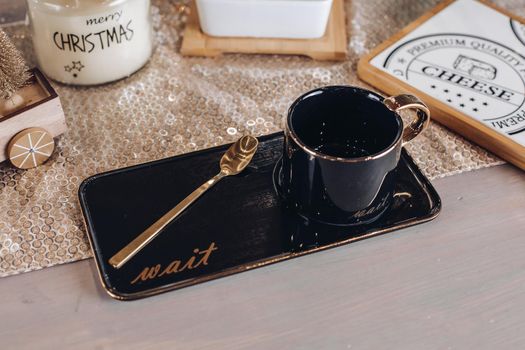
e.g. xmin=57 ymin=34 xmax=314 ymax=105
xmin=130 ymin=242 xmax=218 ymax=285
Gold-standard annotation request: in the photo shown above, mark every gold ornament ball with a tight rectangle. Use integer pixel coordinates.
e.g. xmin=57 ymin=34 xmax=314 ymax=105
xmin=0 ymin=93 xmax=27 ymax=115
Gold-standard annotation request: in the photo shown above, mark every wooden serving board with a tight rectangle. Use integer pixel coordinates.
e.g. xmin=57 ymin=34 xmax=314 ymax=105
xmin=180 ymin=0 xmax=348 ymax=61
xmin=358 ymin=0 xmax=525 ymax=170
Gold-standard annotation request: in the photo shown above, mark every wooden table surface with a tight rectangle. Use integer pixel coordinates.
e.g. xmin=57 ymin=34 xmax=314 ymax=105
xmin=0 ymin=163 xmax=523 ymax=349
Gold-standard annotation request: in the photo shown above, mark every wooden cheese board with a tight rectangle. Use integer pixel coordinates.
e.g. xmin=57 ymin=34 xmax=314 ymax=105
xmin=358 ymin=0 xmax=525 ymax=170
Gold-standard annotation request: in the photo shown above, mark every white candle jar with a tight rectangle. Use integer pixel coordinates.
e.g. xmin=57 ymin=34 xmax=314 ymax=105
xmin=26 ymin=0 xmax=153 ymax=85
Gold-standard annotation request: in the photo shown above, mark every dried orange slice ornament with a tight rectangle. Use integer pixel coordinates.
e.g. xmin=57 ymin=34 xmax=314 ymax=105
xmin=7 ymin=128 xmax=55 ymax=169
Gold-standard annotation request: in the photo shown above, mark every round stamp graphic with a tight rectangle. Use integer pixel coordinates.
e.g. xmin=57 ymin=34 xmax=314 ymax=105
xmin=382 ymin=33 xmax=525 ymax=140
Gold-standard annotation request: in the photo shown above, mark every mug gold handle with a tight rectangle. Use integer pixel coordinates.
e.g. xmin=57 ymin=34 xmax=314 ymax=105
xmin=383 ymin=94 xmax=430 ymax=145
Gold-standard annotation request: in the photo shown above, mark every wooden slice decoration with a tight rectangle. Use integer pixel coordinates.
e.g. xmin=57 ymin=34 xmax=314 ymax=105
xmin=7 ymin=127 xmax=55 ymax=169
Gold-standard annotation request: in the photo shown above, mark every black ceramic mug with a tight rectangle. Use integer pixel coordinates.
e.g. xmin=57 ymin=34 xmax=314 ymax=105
xmin=280 ymin=85 xmax=430 ymax=226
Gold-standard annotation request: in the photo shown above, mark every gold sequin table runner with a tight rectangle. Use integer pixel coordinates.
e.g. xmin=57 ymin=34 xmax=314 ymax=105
xmin=1 ymin=0 xmax=520 ymax=277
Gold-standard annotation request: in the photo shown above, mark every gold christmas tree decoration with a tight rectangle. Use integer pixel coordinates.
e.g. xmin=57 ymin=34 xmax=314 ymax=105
xmin=0 ymin=29 xmax=31 ymax=116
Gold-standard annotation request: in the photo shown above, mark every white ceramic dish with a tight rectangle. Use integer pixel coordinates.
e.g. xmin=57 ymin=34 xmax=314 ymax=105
xmin=195 ymin=0 xmax=334 ymax=39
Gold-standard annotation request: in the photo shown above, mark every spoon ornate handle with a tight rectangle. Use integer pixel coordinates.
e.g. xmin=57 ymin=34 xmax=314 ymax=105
xmin=109 ymin=171 xmax=226 ymax=269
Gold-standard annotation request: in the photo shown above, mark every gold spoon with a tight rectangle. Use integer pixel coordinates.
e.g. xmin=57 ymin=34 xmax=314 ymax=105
xmin=109 ymin=135 xmax=259 ymax=269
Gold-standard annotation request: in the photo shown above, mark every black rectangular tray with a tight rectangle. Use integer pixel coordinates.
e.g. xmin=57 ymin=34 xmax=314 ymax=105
xmin=79 ymin=132 xmax=441 ymax=300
